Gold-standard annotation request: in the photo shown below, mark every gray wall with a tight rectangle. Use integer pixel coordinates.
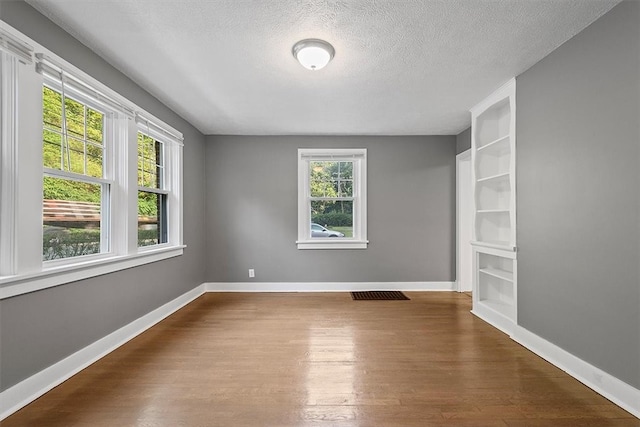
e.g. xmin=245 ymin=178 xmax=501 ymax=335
xmin=205 ymin=135 xmax=456 ymax=283
xmin=456 ymin=127 xmax=471 ymax=154
xmin=517 ymin=1 xmax=639 ymax=388
xmin=0 ymin=1 xmax=207 ymax=391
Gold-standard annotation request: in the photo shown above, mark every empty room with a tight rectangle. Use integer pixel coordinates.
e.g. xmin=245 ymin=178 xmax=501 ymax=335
xmin=0 ymin=0 xmax=638 ymax=425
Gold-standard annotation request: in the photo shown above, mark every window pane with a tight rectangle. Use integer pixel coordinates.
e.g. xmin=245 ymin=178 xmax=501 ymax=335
xmin=43 ymin=177 xmax=102 ymax=261
xmin=340 ymin=161 xmax=353 ymax=179
xmin=42 ymin=86 xmax=105 ymax=178
xmin=137 ymin=133 xmax=163 ymax=189
xmin=43 ymin=86 xmax=62 ymax=132
xmin=67 ymin=137 xmax=85 ymax=174
xmin=138 ymin=190 xmax=167 ymax=247
xmin=43 ymin=129 xmax=63 ymax=170
xmin=64 ymin=97 xmax=85 ymax=139
xmin=309 ymin=160 xmax=353 ymax=198
xmin=86 ymin=142 xmax=103 ymax=178
xmin=86 ymin=108 xmax=103 ymax=144
xmin=339 ymin=180 xmax=353 ymax=197
xmin=310 ymin=161 xmax=337 ymax=198
xmin=310 ymin=200 xmax=353 ymax=238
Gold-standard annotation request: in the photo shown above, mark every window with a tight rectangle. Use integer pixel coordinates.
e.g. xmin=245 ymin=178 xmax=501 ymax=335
xmin=297 ymin=149 xmax=367 ymax=249
xmin=137 ymin=132 xmax=167 ymax=247
xmin=0 ymin=23 xmax=184 ymax=299
xmin=42 ymin=83 xmax=111 ymax=261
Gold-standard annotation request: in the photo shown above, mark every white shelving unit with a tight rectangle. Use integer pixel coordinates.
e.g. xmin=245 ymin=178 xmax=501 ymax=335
xmin=470 ymin=78 xmax=517 ymax=334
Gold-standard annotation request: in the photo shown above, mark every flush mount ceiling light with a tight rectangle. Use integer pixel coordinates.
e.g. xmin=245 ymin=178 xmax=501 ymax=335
xmin=292 ymin=39 xmax=335 ymax=71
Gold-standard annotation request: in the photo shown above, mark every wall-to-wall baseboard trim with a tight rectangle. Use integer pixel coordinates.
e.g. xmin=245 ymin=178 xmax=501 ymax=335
xmin=512 ymin=326 xmax=640 ymax=418
xmin=204 ymin=281 xmax=456 ymax=292
xmin=2 ymin=283 xmax=637 ymax=421
xmin=0 ymin=284 xmax=206 ymax=421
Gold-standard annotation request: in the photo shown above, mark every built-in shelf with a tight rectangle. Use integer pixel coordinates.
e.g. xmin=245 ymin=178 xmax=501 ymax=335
xmin=471 ymin=78 xmax=517 ymax=335
xmin=479 ymin=267 xmax=514 ymax=282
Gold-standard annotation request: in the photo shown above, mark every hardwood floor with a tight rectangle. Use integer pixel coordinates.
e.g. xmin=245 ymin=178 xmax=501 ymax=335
xmin=3 ymin=292 xmax=637 ymax=426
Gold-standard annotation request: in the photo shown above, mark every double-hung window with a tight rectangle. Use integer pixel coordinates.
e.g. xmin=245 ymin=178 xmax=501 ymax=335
xmin=41 ymin=78 xmax=113 ymax=261
xmin=297 ymin=148 xmax=368 ymax=249
xmin=136 ymin=116 xmax=183 ymax=250
xmin=137 ymin=131 xmax=166 ymax=246
xmin=0 ymin=22 xmax=184 ymax=299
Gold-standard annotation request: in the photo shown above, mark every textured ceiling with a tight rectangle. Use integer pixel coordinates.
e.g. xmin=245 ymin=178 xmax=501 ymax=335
xmin=26 ymin=0 xmax=619 ymax=136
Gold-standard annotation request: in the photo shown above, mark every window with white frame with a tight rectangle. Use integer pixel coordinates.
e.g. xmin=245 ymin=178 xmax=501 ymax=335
xmin=41 ymin=79 xmax=112 ymax=261
xmin=297 ymin=148 xmax=368 ymax=249
xmin=135 ymin=115 xmax=183 ymax=251
xmin=0 ymin=23 xmax=184 ymax=299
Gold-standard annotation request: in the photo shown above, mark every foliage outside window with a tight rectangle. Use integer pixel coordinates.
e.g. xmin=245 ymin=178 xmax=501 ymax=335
xmin=42 ymin=84 xmax=109 ymax=261
xmin=297 ymin=149 xmax=367 ymax=249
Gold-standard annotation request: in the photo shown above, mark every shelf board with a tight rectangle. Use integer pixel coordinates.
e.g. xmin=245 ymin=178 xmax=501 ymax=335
xmin=471 ymin=240 xmax=516 ymax=252
xmin=479 ymin=267 xmax=514 ymax=282
xmin=477 ymin=134 xmax=510 ymax=153
xmin=477 ymin=209 xmax=509 ymax=214
xmin=477 ymin=172 xmax=510 ymax=183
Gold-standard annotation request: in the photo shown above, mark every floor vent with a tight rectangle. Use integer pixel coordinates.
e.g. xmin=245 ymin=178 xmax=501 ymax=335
xmin=350 ymin=291 xmax=410 ymax=301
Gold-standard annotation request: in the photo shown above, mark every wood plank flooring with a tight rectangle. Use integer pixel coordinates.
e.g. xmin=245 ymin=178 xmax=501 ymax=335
xmin=3 ymin=292 xmax=638 ymax=426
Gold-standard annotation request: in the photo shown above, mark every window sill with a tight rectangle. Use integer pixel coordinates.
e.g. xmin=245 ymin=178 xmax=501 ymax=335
xmin=296 ymin=240 xmax=368 ymax=250
xmin=0 ymin=245 xmax=185 ymax=299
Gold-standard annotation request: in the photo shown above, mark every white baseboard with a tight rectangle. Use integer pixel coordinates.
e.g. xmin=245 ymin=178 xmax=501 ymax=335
xmin=204 ymin=281 xmax=456 ymax=292
xmin=512 ymin=326 xmax=640 ymax=418
xmin=3 ymin=282 xmax=637 ymax=421
xmin=0 ymin=284 xmax=206 ymax=421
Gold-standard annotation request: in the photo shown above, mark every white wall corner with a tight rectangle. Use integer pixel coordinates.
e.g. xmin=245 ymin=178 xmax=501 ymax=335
xmin=0 ymin=283 xmax=206 ymax=421
xmin=511 ymin=326 xmax=640 ymax=419
xmin=204 ymin=281 xmax=456 ymax=292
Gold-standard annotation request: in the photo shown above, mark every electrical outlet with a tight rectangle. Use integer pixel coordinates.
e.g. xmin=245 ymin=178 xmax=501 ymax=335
xmin=248 ymin=269 xmax=255 ymax=278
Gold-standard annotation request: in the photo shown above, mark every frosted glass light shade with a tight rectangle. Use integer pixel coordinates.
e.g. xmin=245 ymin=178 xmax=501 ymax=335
xmin=292 ymin=39 xmax=335 ymax=71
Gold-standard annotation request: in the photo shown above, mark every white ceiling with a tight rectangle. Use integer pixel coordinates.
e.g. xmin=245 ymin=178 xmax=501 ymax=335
xmin=27 ymin=0 xmax=619 ymax=136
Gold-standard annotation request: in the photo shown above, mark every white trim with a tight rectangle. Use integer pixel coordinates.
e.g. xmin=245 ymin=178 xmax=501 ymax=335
xmin=0 ymin=27 xmax=33 ymax=64
xmin=36 ymin=53 xmax=135 ymax=118
xmin=1 ymin=283 xmax=637 ymax=421
xmin=136 ymin=112 xmax=183 ymax=145
xmin=296 ymin=240 xmax=368 ymax=250
xmin=511 ymin=326 xmax=640 ymax=418
xmin=471 ymin=303 xmax=515 ymax=336
xmin=456 ymin=149 xmax=471 ymax=292
xmin=0 ymin=284 xmax=205 ymax=421
xmin=0 ymin=52 xmax=19 ymax=276
xmin=297 ymin=148 xmax=368 ymax=250
xmin=470 ymin=78 xmax=516 ymax=116
xmin=204 ymin=281 xmax=456 ymax=292
xmin=0 ymin=246 xmax=185 ymax=299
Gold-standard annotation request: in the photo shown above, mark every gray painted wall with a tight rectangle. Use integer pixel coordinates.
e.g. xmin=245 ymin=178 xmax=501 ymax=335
xmin=0 ymin=1 xmax=207 ymax=391
xmin=205 ymin=135 xmax=456 ymax=283
xmin=456 ymin=127 xmax=471 ymax=154
xmin=517 ymin=1 xmax=639 ymax=387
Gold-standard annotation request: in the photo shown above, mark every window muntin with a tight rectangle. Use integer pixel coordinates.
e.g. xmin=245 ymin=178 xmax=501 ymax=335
xmin=42 ymin=84 xmax=111 ymax=261
xmin=297 ymin=149 xmax=367 ymax=249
